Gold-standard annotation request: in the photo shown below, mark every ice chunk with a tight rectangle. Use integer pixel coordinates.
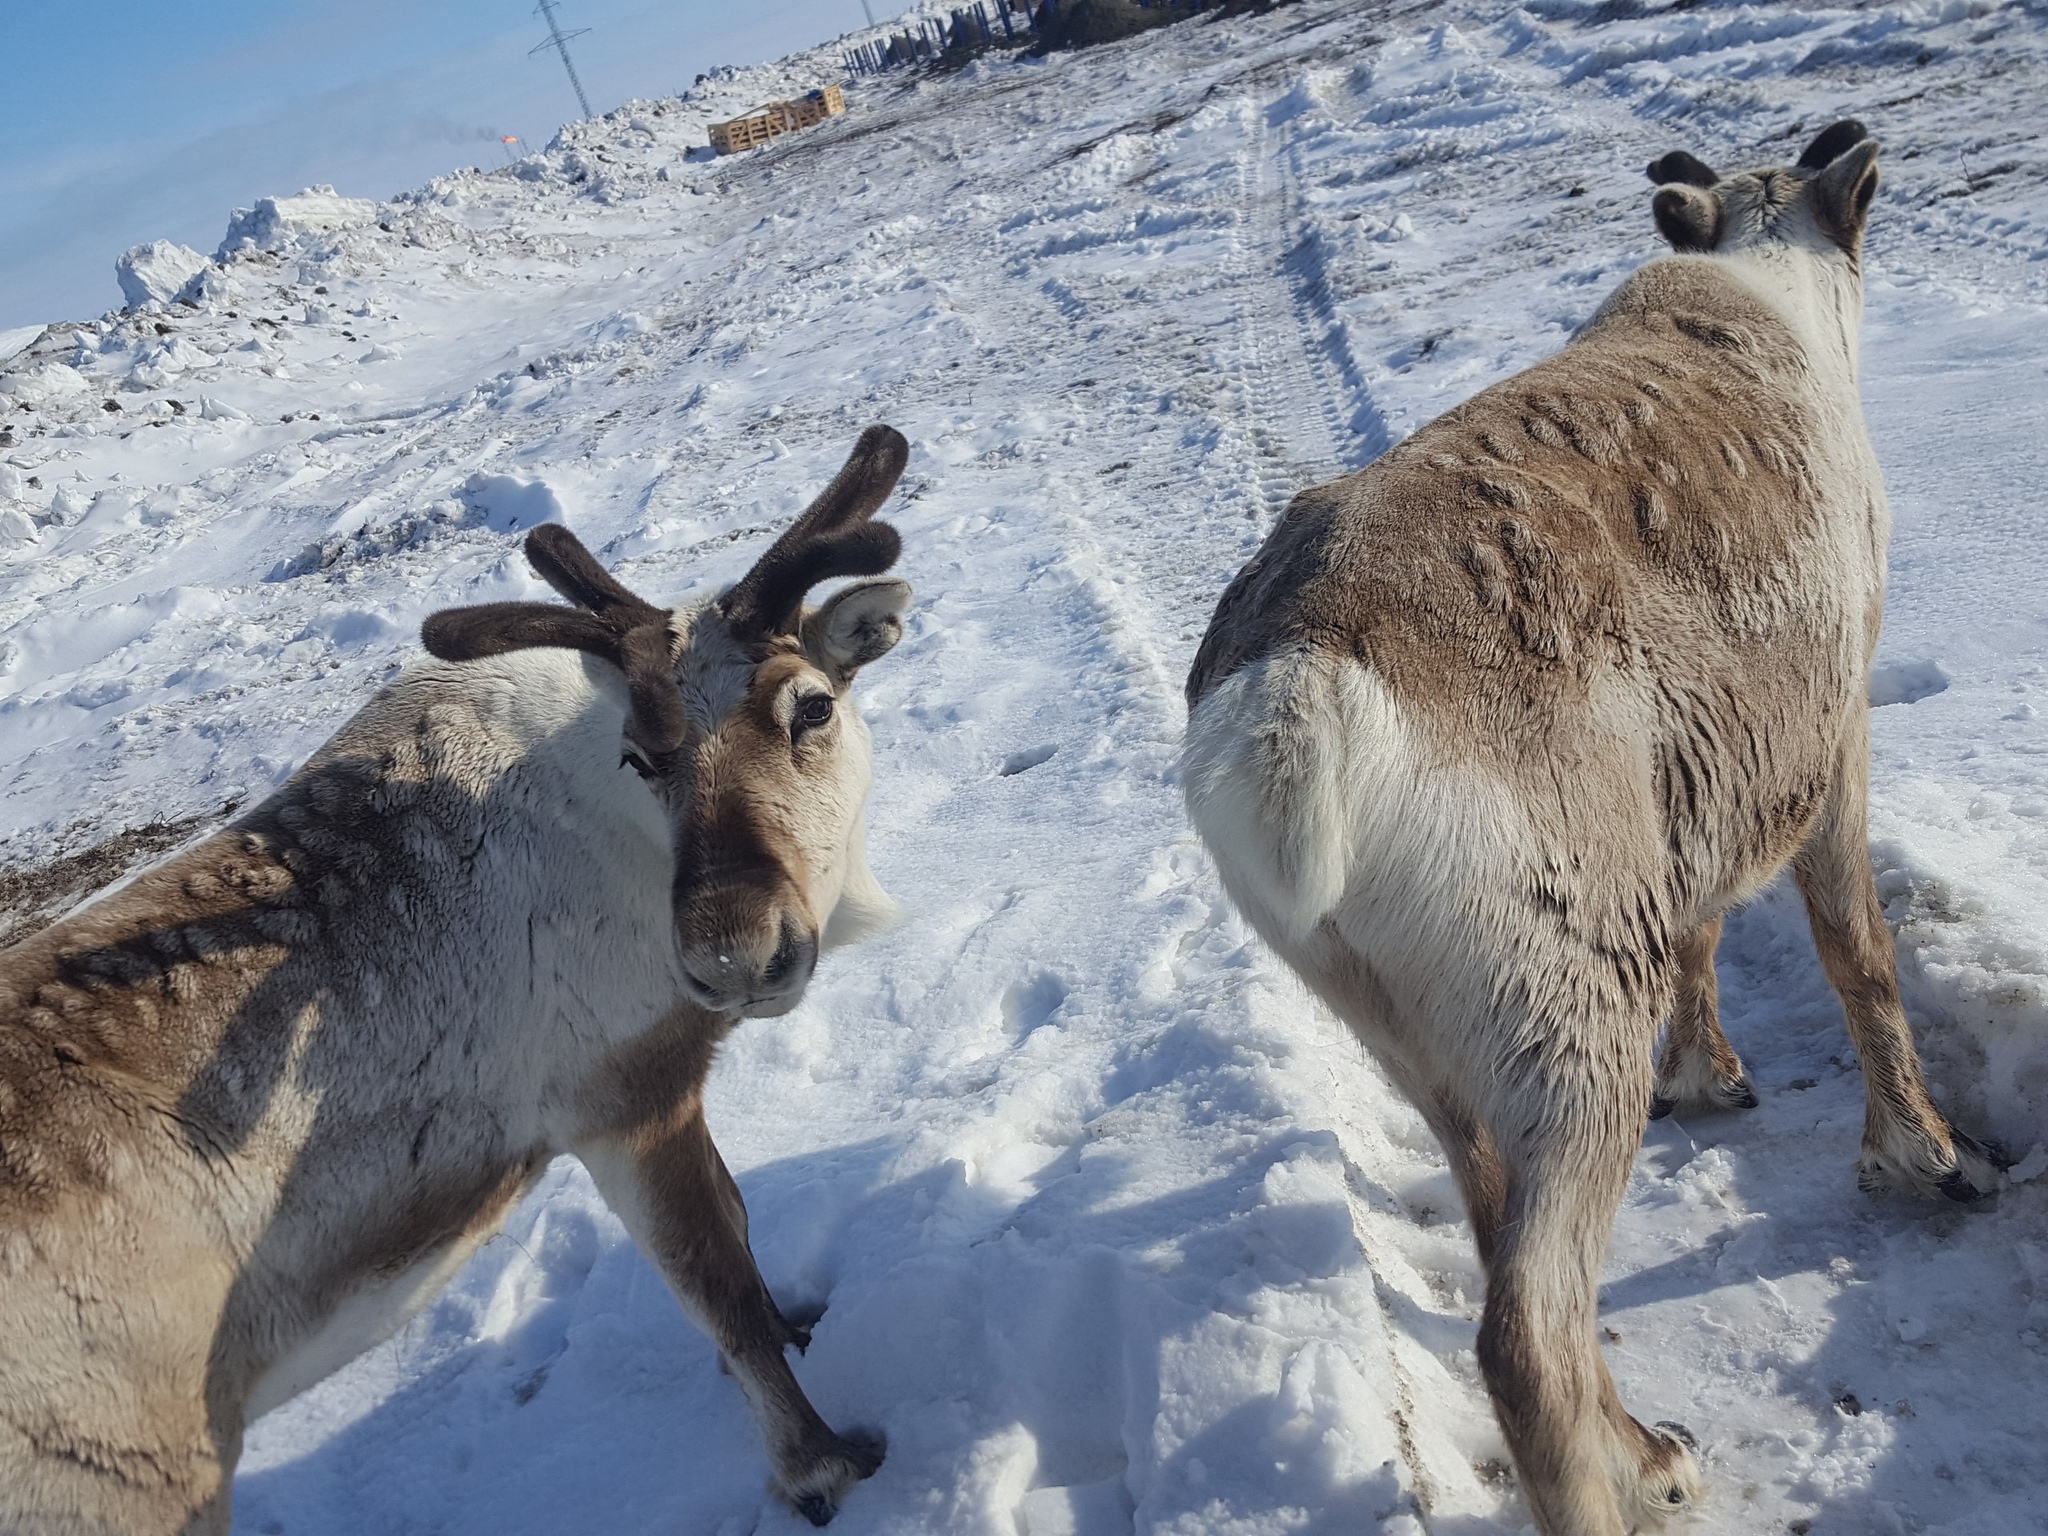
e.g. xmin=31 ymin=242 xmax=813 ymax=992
xmin=43 ymin=487 xmax=90 ymax=526
xmin=180 ymin=264 xmax=241 ymax=310
xmin=116 ymin=241 xmax=210 ymax=311
xmin=217 ymin=185 xmax=380 ymax=258
xmin=2008 ymin=1144 xmax=2048 ymax=1184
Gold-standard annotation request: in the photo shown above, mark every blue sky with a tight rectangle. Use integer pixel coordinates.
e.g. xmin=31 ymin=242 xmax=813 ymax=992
xmin=0 ymin=0 xmax=884 ymax=330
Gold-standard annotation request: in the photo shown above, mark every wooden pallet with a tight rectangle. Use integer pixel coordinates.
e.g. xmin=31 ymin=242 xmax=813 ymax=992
xmin=708 ymin=85 xmax=846 ymax=155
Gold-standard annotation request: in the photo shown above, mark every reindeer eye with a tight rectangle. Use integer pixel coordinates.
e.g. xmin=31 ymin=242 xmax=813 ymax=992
xmin=794 ymin=694 xmax=834 ymax=734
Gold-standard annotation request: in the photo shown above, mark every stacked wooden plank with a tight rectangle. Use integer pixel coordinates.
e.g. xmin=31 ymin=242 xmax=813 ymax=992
xmin=708 ymin=85 xmax=846 ymax=155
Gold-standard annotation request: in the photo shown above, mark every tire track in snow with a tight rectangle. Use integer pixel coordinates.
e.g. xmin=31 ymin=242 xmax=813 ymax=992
xmin=1232 ymin=107 xmax=1341 ymax=515
xmin=11 ymin=1 xmax=2045 ymax=1528
xmin=1276 ymin=133 xmax=1393 ymax=470
xmin=976 ymin=49 xmax=1506 ymax=1523
xmin=1230 ymin=85 xmax=1395 ymax=521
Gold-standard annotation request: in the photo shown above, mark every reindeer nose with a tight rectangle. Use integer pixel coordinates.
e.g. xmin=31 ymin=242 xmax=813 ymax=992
xmin=678 ymin=917 xmax=818 ymax=1016
xmin=762 ymin=923 xmax=816 ymax=989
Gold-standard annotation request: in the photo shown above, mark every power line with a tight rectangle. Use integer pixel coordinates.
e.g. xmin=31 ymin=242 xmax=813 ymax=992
xmin=531 ymin=0 xmax=594 ymax=121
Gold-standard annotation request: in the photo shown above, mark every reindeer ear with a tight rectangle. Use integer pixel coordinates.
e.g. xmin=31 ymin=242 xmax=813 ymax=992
xmin=801 ymin=579 xmax=912 ymax=685
xmin=1653 ymin=184 xmax=1723 ymax=252
xmin=1806 ymin=136 xmax=1879 ymax=252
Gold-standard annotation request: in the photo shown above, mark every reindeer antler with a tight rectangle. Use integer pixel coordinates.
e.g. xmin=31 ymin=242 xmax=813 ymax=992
xmin=418 ymin=427 xmax=910 ymax=750
xmin=1645 ymin=150 xmax=1719 ymax=188
xmin=421 ymin=527 xmax=685 ymax=755
xmin=523 ymin=523 xmax=669 ymax=630
xmin=719 ymin=425 xmax=909 ymax=639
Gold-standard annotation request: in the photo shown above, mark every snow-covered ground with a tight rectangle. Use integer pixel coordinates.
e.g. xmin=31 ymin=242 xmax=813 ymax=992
xmin=3 ymin=1 xmax=2046 ymax=1531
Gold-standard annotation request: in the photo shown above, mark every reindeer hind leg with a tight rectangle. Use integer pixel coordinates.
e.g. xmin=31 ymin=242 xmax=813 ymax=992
xmin=1649 ymin=916 xmax=1758 ymax=1119
xmin=1475 ymin=1052 xmax=1705 ymax=1534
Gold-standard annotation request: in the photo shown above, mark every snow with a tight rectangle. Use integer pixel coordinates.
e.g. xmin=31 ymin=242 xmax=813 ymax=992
xmin=217 ymin=184 xmax=383 ymax=258
xmin=2 ymin=0 xmax=2046 ymax=1532
xmin=0 ymin=325 xmax=40 ymax=368
xmin=116 ymin=239 xmax=211 ymax=310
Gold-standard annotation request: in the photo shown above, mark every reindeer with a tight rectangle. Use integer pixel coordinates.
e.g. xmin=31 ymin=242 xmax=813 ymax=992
xmin=0 ymin=427 xmax=916 ymax=1534
xmin=1181 ymin=125 xmax=2003 ymax=1534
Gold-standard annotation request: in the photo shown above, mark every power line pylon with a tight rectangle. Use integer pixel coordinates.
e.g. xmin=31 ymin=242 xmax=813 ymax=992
xmin=532 ymin=0 xmax=595 ymax=121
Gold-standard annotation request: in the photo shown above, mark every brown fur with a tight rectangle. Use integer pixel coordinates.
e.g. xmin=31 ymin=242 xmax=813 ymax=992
xmin=1182 ymin=126 xmax=1998 ymax=1534
xmin=0 ymin=431 xmax=916 ymax=1533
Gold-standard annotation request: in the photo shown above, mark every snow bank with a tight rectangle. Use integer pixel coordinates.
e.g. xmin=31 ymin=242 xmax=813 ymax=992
xmin=460 ymin=473 xmax=566 ymax=534
xmin=0 ymin=324 xmax=41 ymax=367
xmin=217 ymin=185 xmax=380 ymax=258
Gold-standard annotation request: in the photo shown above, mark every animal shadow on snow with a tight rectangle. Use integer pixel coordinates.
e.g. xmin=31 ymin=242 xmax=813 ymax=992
xmin=223 ymin=877 xmax=2034 ymax=1533
xmin=1603 ymin=876 xmax=2044 ymax=1531
xmin=231 ymin=1102 xmax=1438 ymax=1534
xmin=228 ymin=1137 xmax=911 ymax=1535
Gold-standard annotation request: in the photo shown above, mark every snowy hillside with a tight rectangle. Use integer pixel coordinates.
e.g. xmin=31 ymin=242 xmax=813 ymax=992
xmin=3 ymin=0 xmax=2047 ymax=1531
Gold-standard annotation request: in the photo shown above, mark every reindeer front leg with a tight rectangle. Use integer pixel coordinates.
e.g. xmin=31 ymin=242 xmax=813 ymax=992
xmin=577 ymin=1106 xmax=882 ymax=1525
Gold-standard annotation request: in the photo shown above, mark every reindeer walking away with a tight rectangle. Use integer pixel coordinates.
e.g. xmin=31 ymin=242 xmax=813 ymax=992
xmin=0 ymin=427 xmax=917 ymax=1534
xmin=1181 ymin=126 xmax=2003 ymax=1535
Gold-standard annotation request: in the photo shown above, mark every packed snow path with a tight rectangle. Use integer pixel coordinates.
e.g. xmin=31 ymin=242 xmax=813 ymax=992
xmin=3 ymin=1 xmax=2047 ymax=1531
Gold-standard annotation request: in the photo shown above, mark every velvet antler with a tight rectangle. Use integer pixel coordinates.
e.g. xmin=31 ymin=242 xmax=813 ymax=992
xmin=719 ymin=425 xmax=909 ymax=639
xmin=524 ymin=522 xmax=669 ymax=630
xmin=1645 ymin=150 xmax=1720 ymax=188
xmin=420 ymin=527 xmax=685 ymax=755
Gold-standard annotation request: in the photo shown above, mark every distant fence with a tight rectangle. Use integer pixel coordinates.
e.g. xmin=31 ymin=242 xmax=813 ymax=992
xmin=843 ymin=0 xmax=1038 ymax=74
xmin=842 ymin=1 xmax=1228 ymax=77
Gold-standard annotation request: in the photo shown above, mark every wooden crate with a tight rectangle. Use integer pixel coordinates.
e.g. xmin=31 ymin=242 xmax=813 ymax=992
xmin=708 ymin=85 xmax=846 ymax=155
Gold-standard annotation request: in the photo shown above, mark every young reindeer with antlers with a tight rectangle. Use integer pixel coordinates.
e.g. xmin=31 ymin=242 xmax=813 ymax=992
xmin=0 ymin=426 xmax=914 ymax=1534
xmin=1182 ymin=125 xmax=2002 ymax=1533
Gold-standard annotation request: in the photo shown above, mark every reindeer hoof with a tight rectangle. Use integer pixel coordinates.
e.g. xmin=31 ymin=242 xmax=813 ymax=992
xmin=839 ymin=1427 xmax=887 ymax=1477
xmin=1937 ymin=1169 xmax=1989 ymax=1203
xmin=1959 ymin=1129 xmax=2014 ymax=1171
xmin=780 ymin=1428 xmax=885 ymax=1526
xmin=1648 ymin=1069 xmax=1756 ymax=1120
xmin=1937 ymin=1131 xmax=2008 ymax=1202
xmin=1859 ymin=1127 xmax=2005 ymax=1202
xmin=1625 ymin=1419 xmax=1706 ymax=1521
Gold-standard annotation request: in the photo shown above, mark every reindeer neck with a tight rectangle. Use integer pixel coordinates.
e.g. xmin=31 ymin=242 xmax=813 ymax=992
xmin=1716 ymin=237 xmax=1865 ymax=409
